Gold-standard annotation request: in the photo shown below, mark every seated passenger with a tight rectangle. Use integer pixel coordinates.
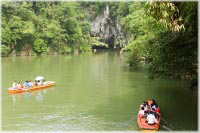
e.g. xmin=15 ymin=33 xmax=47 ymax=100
xmin=28 ymin=80 xmax=32 ymax=87
xmin=16 ymin=81 xmax=21 ymax=89
xmin=143 ymin=103 xmax=149 ymax=111
xmin=152 ymin=108 xmax=159 ymax=119
xmin=143 ymin=101 xmax=147 ymax=105
xmin=34 ymin=80 xmax=38 ymax=86
xmin=146 ymin=104 xmax=151 ymax=111
xmin=148 ymin=100 xmax=153 ymax=106
xmin=154 ymin=105 xmax=160 ymax=114
xmin=151 ymin=99 xmax=157 ymax=109
xmin=24 ymin=81 xmax=30 ymax=88
xmin=144 ymin=110 xmax=150 ymax=115
xmin=12 ymin=80 xmax=17 ymax=89
xmin=142 ymin=110 xmax=148 ymax=118
xmin=138 ymin=107 xmax=145 ymax=115
xmin=146 ymin=111 xmax=158 ymax=125
xmin=42 ymin=79 xmax=45 ymax=85
xmin=37 ymin=80 xmax=42 ymax=85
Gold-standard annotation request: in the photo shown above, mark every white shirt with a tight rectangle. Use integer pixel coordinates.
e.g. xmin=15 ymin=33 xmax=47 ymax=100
xmin=12 ymin=82 xmax=17 ymax=88
xmin=17 ymin=84 xmax=21 ymax=88
xmin=144 ymin=106 xmax=148 ymax=111
xmin=147 ymin=114 xmax=158 ymax=124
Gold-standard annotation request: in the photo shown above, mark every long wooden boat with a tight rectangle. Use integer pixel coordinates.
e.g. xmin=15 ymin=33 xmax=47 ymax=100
xmin=8 ymin=81 xmax=55 ymax=94
xmin=137 ymin=100 xmax=161 ymax=132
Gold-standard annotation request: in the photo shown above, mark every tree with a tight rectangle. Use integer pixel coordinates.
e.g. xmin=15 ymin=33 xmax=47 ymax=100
xmin=120 ymin=1 xmax=197 ymax=86
xmin=33 ymin=38 xmax=48 ymax=55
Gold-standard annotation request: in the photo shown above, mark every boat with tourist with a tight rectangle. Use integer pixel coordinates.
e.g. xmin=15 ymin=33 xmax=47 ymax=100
xmin=137 ymin=99 xmax=161 ymax=132
xmin=8 ymin=76 xmax=56 ymax=94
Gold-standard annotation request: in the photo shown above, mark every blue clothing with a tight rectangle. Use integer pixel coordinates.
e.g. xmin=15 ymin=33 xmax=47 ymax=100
xmin=28 ymin=82 xmax=32 ymax=87
xmin=24 ymin=82 xmax=30 ymax=87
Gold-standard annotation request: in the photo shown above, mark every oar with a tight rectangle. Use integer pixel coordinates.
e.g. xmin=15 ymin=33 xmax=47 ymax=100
xmin=159 ymin=123 xmax=173 ymax=131
xmin=160 ymin=117 xmax=173 ymax=131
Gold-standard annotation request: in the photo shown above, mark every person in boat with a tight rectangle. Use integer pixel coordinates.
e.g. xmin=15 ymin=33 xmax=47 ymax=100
xmin=28 ymin=80 xmax=32 ymax=87
xmin=150 ymin=99 xmax=157 ymax=109
xmin=16 ymin=81 xmax=21 ymax=89
xmin=34 ymin=80 xmax=38 ymax=86
xmin=37 ymin=80 xmax=42 ymax=85
xmin=154 ymin=105 xmax=161 ymax=119
xmin=138 ymin=107 xmax=145 ymax=115
xmin=152 ymin=108 xmax=159 ymax=119
xmin=154 ymin=105 xmax=160 ymax=114
xmin=144 ymin=103 xmax=151 ymax=112
xmin=143 ymin=101 xmax=148 ymax=106
xmin=12 ymin=80 xmax=17 ymax=89
xmin=41 ymin=79 xmax=45 ymax=85
xmin=144 ymin=110 xmax=150 ymax=116
xmin=24 ymin=81 xmax=30 ymax=88
xmin=141 ymin=103 xmax=148 ymax=111
xmin=146 ymin=111 xmax=158 ymax=125
xmin=140 ymin=103 xmax=144 ymax=109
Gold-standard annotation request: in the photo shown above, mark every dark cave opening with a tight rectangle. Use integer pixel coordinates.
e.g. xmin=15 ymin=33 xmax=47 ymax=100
xmin=105 ymin=35 xmax=115 ymax=48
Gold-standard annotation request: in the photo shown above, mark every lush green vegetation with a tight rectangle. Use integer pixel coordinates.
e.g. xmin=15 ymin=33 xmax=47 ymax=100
xmin=118 ymin=2 xmax=197 ymax=87
xmin=1 ymin=2 xmax=107 ymax=56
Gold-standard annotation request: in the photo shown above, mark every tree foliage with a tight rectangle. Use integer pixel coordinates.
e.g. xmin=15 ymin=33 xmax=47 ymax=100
xmin=120 ymin=1 xmax=197 ymax=85
xmin=1 ymin=45 xmax=10 ymax=57
xmin=1 ymin=1 xmax=93 ymax=56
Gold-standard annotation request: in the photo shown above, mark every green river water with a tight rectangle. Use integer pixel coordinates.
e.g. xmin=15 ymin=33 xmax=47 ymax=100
xmin=2 ymin=50 xmax=198 ymax=131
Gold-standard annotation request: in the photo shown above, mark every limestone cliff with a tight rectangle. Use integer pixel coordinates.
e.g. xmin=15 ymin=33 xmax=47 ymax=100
xmin=90 ymin=5 xmax=128 ymax=48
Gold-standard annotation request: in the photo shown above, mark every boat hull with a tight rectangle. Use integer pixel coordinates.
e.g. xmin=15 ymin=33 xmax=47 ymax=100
xmin=8 ymin=81 xmax=55 ymax=94
xmin=137 ymin=100 xmax=161 ymax=132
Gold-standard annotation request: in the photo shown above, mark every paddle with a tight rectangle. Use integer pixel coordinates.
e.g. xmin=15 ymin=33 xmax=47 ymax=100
xmin=159 ymin=117 xmax=173 ymax=131
xmin=158 ymin=123 xmax=173 ymax=131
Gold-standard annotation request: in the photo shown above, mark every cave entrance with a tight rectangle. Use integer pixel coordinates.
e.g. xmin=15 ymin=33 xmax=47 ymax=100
xmin=105 ymin=35 xmax=115 ymax=48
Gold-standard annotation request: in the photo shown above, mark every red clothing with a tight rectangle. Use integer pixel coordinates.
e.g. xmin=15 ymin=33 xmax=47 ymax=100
xmin=155 ymin=108 xmax=160 ymax=113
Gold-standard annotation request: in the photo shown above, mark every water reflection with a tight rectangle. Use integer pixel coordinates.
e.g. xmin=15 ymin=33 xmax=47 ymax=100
xmin=24 ymin=92 xmax=31 ymax=100
xmin=9 ymin=87 xmax=55 ymax=104
xmin=11 ymin=95 xmax=16 ymax=103
xmin=35 ymin=92 xmax=43 ymax=102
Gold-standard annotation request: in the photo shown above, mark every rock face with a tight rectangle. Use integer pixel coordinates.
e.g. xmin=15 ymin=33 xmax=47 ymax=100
xmin=90 ymin=5 xmax=128 ymax=48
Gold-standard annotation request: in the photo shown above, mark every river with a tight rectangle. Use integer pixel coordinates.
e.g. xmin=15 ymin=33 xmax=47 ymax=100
xmin=1 ymin=50 xmax=198 ymax=131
